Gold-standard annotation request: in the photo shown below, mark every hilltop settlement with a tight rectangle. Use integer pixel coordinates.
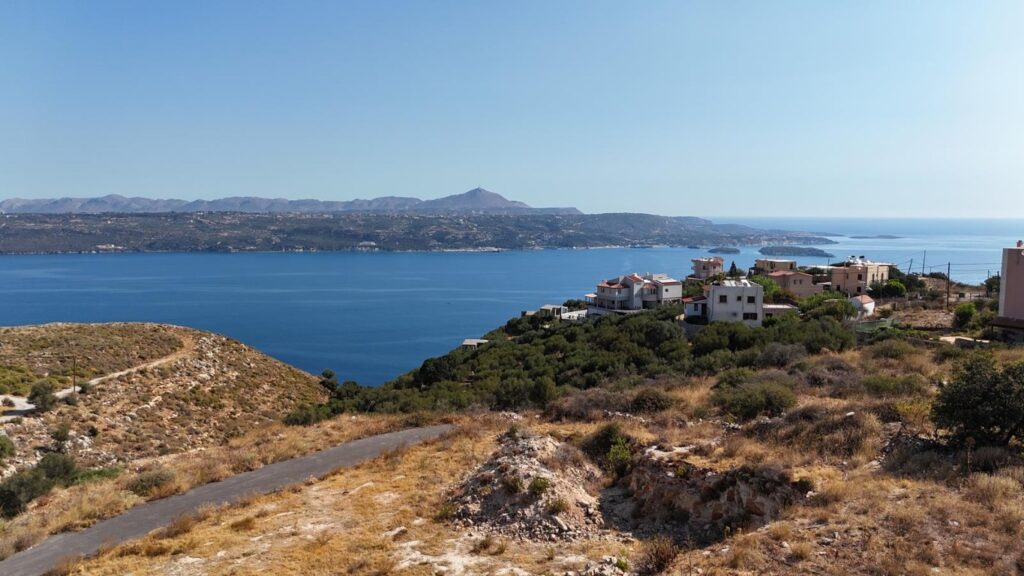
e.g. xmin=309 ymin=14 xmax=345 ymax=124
xmin=0 ymin=241 xmax=1021 ymax=576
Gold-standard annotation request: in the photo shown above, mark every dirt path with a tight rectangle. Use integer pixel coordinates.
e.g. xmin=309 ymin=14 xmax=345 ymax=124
xmin=0 ymin=334 xmax=195 ymax=423
xmin=0 ymin=423 xmax=454 ymax=576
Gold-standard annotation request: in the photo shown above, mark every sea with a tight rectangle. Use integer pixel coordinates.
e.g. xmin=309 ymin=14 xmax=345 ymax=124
xmin=0 ymin=218 xmax=1020 ymax=385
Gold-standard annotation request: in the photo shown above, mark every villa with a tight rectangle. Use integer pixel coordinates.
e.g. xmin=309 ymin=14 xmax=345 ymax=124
xmin=682 ymin=279 xmax=765 ymax=327
xmin=829 ymin=256 xmax=892 ymax=296
xmin=752 ymin=258 xmax=796 ymax=275
xmin=767 ymin=269 xmax=822 ymax=298
xmin=585 ymin=272 xmax=683 ymax=313
xmin=688 ymin=257 xmax=724 ymax=281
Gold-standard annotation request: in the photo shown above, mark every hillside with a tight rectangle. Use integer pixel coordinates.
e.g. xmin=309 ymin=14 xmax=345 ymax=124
xmin=6 ymin=311 xmax=1024 ymax=575
xmin=65 ymin=333 xmax=1024 ymax=576
xmin=0 ymin=188 xmax=579 ymax=216
xmin=0 ymin=212 xmax=833 ymax=254
xmin=0 ymin=324 xmax=326 ymax=471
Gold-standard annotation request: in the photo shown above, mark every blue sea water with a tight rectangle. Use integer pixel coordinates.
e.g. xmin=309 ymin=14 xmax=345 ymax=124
xmin=0 ymin=218 xmax=1020 ymax=384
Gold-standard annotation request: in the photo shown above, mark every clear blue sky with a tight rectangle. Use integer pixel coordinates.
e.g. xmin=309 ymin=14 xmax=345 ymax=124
xmin=2 ymin=1 xmax=1022 ymax=217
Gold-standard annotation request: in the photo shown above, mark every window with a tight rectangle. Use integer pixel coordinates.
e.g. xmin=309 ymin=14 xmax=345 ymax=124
xmin=743 ymin=312 xmax=758 ymax=320
xmin=736 ymin=295 xmax=742 ymax=302
xmin=747 ymin=296 xmax=755 ymax=304
xmin=719 ymin=295 xmax=728 ymax=303
xmin=857 ymin=274 xmax=863 ymax=280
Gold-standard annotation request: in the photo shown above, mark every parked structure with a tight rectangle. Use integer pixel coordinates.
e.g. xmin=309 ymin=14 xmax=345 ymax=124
xmin=829 ymin=256 xmax=891 ymax=296
xmin=849 ymin=294 xmax=876 ymax=319
xmin=763 ymin=303 xmax=798 ymax=319
xmin=752 ymin=258 xmax=796 ymax=275
xmin=992 ymin=240 xmax=1024 ymax=342
xmin=688 ymin=257 xmax=724 ymax=281
xmin=682 ymin=295 xmax=707 ymax=320
xmin=706 ymin=279 xmax=765 ymax=327
xmin=585 ymin=272 xmax=683 ymax=313
xmin=766 ymin=270 xmax=822 ymax=298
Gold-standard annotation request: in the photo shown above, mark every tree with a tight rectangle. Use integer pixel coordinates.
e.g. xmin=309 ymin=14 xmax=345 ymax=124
xmin=931 ymin=357 xmax=1024 ymax=446
xmin=727 ymin=261 xmax=742 ymax=278
xmin=748 ymin=275 xmax=780 ymax=302
xmin=28 ymin=381 xmax=57 ymax=413
xmin=984 ymin=275 xmax=1000 ymax=296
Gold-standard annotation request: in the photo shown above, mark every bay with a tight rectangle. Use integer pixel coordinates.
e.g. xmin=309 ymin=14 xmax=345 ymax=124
xmin=0 ymin=217 xmax=1019 ymax=384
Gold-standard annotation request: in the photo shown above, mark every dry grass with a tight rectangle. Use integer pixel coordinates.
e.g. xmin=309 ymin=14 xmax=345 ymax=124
xmin=74 ymin=414 xmax=632 ymax=575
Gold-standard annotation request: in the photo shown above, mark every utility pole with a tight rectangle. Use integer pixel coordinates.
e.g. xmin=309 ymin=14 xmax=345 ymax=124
xmin=946 ymin=262 xmax=951 ymax=310
xmin=922 ymin=251 xmax=927 ymax=275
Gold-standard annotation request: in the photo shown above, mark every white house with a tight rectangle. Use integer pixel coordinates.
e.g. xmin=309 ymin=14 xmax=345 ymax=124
xmin=850 ymin=294 xmax=876 ymax=318
xmin=707 ymin=279 xmax=765 ymax=327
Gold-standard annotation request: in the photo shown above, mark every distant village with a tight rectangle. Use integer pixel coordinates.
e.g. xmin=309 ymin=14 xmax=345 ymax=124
xmin=471 ymin=240 xmax=1024 ymax=348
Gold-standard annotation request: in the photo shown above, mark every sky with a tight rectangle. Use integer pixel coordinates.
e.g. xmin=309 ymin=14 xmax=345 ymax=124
xmin=1 ymin=1 xmax=1022 ymax=218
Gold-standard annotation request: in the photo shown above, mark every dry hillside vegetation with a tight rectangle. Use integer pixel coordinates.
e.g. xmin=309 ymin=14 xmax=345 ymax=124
xmin=65 ymin=339 xmax=1024 ymax=576
xmin=0 ymin=323 xmax=182 ymax=395
xmin=1 ymin=325 xmax=325 ymax=470
xmin=0 ymin=323 xmax=340 ymax=559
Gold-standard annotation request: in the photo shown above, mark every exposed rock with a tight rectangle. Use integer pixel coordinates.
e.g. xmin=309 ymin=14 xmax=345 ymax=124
xmin=448 ymin=429 xmax=604 ymax=542
xmin=627 ymin=447 xmax=808 ymax=544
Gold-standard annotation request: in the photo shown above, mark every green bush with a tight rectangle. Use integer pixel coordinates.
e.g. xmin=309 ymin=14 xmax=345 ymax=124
xmin=931 ymin=357 xmax=1024 ymax=446
xmin=606 ymin=438 xmax=633 ymax=476
xmin=528 ymin=476 xmax=551 ymax=497
xmin=861 ymin=374 xmax=928 ymax=397
xmin=868 ymin=339 xmax=918 ymax=360
xmin=28 ymin=381 xmax=58 ymax=412
xmin=712 ymin=374 xmax=796 ymax=421
xmin=283 ymin=403 xmax=332 ymax=426
xmin=127 ymin=468 xmax=176 ymax=497
xmin=630 ymin=388 xmax=674 ymax=413
xmin=953 ymin=302 xmax=977 ymax=329
xmin=0 ymin=453 xmax=78 ymax=517
xmin=0 ymin=435 xmax=14 ymax=462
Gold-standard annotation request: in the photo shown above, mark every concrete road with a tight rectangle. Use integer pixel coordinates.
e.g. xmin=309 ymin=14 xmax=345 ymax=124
xmin=0 ymin=423 xmax=454 ymax=576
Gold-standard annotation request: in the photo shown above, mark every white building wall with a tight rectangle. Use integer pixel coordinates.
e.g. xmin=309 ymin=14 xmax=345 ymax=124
xmin=708 ymin=281 xmax=764 ymax=327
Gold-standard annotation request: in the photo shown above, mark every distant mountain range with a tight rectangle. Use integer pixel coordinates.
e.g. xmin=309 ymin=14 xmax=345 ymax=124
xmin=0 ymin=188 xmax=581 ymax=215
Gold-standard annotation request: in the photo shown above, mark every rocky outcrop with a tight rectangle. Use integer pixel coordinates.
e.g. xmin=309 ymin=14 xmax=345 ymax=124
xmin=627 ymin=446 xmax=810 ymax=543
xmin=448 ymin=429 xmax=605 ymax=541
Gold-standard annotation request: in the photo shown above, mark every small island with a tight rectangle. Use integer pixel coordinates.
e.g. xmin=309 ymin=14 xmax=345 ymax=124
xmin=707 ymin=246 xmax=740 ymax=254
xmin=759 ymin=245 xmax=835 ymax=258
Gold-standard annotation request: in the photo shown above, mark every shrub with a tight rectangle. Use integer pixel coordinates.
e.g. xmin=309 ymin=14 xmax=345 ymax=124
xmin=580 ymin=423 xmax=630 ymax=461
xmin=0 ymin=435 xmax=14 ymax=462
xmin=546 ymin=388 xmax=629 ymax=421
xmin=630 ymin=388 xmax=674 ymax=413
xmin=127 ymin=468 xmax=176 ymax=498
xmin=764 ymin=405 xmax=884 ymax=461
xmin=931 ymin=357 xmax=1024 ymax=446
xmin=283 ymin=403 xmax=332 ymax=426
xmin=36 ymin=453 xmax=77 ymax=482
xmin=713 ymin=376 xmax=796 ymax=421
xmin=868 ymin=339 xmax=918 ymax=360
xmin=637 ymin=535 xmax=679 ymax=575
xmin=757 ymin=343 xmax=805 ymax=368
xmin=528 ymin=477 xmax=550 ymax=497
xmin=606 ymin=438 xmax=633 ymax=476
xmin=28 ymin=381 xmax=57 ymax=412
xmin=953 ymin=302 xmax=977 ymax=329
xmin=861 ymin=374 xmax=928 ymax=397
xmin=545 ymin=497 xmax=569 ymax=515
xmin=501 ymin=474 xmax=524 ymax=494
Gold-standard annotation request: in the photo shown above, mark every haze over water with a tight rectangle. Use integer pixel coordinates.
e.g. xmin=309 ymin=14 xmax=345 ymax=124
xmin=0 ymin=218 xmax=1018 ymax=384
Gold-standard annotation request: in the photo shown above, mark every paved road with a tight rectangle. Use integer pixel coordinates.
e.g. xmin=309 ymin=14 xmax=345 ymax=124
xmin=0 ymin=424 xmax=454 ymax=576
